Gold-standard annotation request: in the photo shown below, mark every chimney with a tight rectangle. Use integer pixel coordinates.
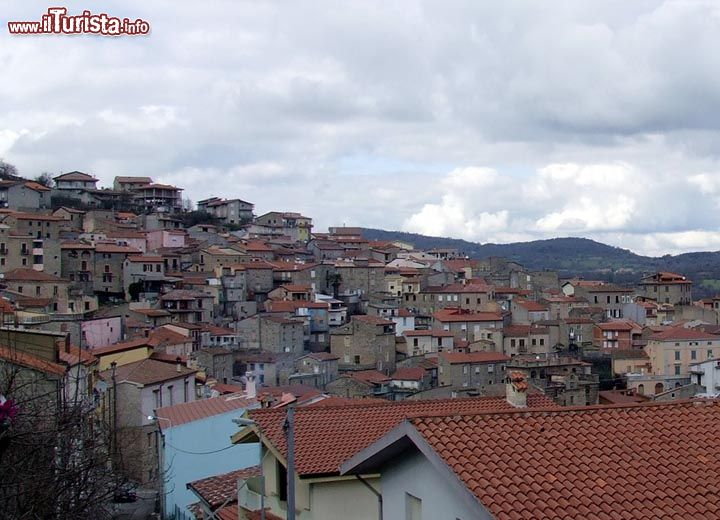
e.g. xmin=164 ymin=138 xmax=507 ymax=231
xmin=506 ymin=372 xmax=528 ymax=408
xmin=176 ymin=356 xmax=182 ymax=372
xmin=245 ymin=371 xmax=257 ymax=399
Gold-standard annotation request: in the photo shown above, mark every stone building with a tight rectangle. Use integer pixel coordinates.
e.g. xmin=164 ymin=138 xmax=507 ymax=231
xmin=638 ymin=271 xmax=692 ymax=305
xmin=330 ymin=315 xmax=397 ymax=374
xmin=506 ymin=354 xmax=600 ymax=406
xmin=437 ymin=351 xmax=510 ymax=389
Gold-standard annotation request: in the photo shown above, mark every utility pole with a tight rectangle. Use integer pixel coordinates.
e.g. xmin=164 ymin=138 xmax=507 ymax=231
xmin=284 ymin=406 xmax=296 ymax=520
xmin=110 ymin=361 xmax=118 ymax=464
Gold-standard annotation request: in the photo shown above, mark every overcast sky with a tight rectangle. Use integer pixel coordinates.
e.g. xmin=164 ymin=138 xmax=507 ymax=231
xmin=4 ymin=1 xmax=720 ymax=256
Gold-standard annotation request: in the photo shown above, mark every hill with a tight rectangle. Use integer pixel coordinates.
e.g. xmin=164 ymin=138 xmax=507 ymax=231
xmin=361 ymin=229 xmax=720 ymax=297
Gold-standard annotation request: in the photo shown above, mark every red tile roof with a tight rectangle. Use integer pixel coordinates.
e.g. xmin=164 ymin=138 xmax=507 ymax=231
xmin=0 ymin=345 xmax=65 ymax=376
xmin=514 ymin=299 xmax=548 ymax=312
xmin=351 ymin=370 xmax=391 ymax=384
xmin=439 ymin=352 xmax=511 ymax=364
xmin=53 ymin=171 xmax=97 ymax=182
xmin=391 ymin=367 xmax=426 ymax=381
xmin=58 ymin=345 xmax=97 ymax=366
xmin=651 ymin=327 xmax=719 ymax=342
xmin=305 ymin=352 xmax=339 ymax=361
xmin=433 ymin=308 xmax=504 ymax=323
xmin=403 ymin=330 xmax=455 ymax=337
xmin=243 ymin=395 xmax=557 ymax=477
xmin=411 ymin=400 xmax=720 ymax=520
xmin=597 ymin=320 xmax=640 ymax=331
xmin=99 ymin=358 xmax=195 ymax=386
xmin=157 ymin=394 xmax=256 ymax=430
xmin=1 ymin=268 xmax=66 ymax=282
xmin=91 ymin=338 xmax=152 ymax=356
xmin=187 ymin=466 xmax=260 ymax=509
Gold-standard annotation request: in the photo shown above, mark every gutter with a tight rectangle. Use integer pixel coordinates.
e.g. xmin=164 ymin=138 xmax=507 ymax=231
xmin=355 ymin=475 xmax=382 ymax=520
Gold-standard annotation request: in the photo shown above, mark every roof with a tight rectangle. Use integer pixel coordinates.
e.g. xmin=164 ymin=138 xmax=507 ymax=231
xmin=58 ymin=345 xmax=97 ymax=367
xmin=304 ymin=352 xmax=340 ymax=362
xmin=439 ymin=352 xmax=511 ymax=364
xmin=641 ymin=271 xmax=692 ymax=284
xmin=23 ymin=181 xmax=51 ymax=192
xmin=149 ymin=328 xmax=192 ymax=347
xmin=127 ymin=255 xmax=162 ymax=263
xmin=115 ymin=176 xmax=152 ymax=183
xmin=503 ymin=325 xmax=549 ymax=337
xmin=391 ymin=367 xmax=426 ymax=381
xmin=403 ymin=330 xmax=455 ymax=337
xmin=187 ymin=466 xmax=260 ymax=509
xmin=0 ymin=345 xmax=65 ymax=376
xmin=650 ymin=327 xmax=720 ymax=342
xmin=161 ymin=289 xmax=212 ymax=301
xmin=99 ymin=358 xmax=196 ymax=386
xmin=1 ymin=268 xmax=66 ymax=283
xmin=241 ymin=394 xmax=557 ymax=477
xmin=156 ymin=393 xmax=256 ymax=429
xmin=433 ymin=308 xmax=504 ymax=323
xmin=408 ymin=400 xmax=720 ymax=520
xmin=91 ymin=338 xmax=151 ymax=356
xmin=351 ymin=370 xmax=391 ymax=384
xmin=597 ymin=320 xmax=641 ymax=331
xmin=94 ymin=244 xmax=141 ymax=254
xmin=514 ymin=299 xmax=549 ymax=312
xmin=352 ymin=315 xmax=395 ymax=326
xmin=53 ymin=171 xmax=97 ymax=182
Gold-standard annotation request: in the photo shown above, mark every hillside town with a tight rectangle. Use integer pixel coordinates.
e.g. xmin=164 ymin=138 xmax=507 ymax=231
xmin=2 ymin=171 xmax=720 ymax=519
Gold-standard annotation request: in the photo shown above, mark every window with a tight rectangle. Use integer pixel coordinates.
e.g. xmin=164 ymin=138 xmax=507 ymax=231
xmin=674 ymin=351 xmax=681 ymax=361
xmin=510 ymin=339 xmax=516 ymax=348
xmin=691 ymin=350 xmax=697 ymax=360
xmin=153 ymin=389 xmax=161 ymax=408
xmin=709 ymin=350 xmax=714 ymax=359
xmin=463 ymin=365 xmax=468 ymax=374
xmin=17 ymin=286 xmax=23 ymax=294
xmin=167 ymin=385 xmax=174 ymax=406
xmin=35 ymin=286 xmax=41 ymax=296
xmin=474 ymin=366 xmax=480 ymax=374
xmin=405 ymin=493 xmax=422 ymax=520
xmin=354 ymin=355 xmax=360 ymax=365
xmin=488 ymin=364 xmax=494 ymax=373
xmin=674 ymin=365 xmax=681 ymax=375
xmin=277 ymin=460 xmax=288 ymax=502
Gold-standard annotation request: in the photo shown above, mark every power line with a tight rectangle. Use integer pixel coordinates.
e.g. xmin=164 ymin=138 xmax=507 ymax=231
xmin=164 ymin=441 xmax=238 ymax=456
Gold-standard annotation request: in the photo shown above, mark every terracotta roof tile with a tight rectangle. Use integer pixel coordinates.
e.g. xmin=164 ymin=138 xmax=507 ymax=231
xmin=411 ymin=400 xmax=720 ymax=520
xmin=98 ymin=358 xmax=195 ymax=386
xmin=187 ymin=466 xmax=260 ymax=509
xmin=0 ymin=345 xmax=66 ymax=376
xmin=1 ymin=268 xmax=66 ymax=282
xmin=439 ymin=352 xmax=511 ymax=364
xmin=651 ymin=327 xmax=719 ymax=342
xmin=244 ymin=394 xmax=557 ymax=477
xmin=391 ymin=367 xmax=426 ymax=381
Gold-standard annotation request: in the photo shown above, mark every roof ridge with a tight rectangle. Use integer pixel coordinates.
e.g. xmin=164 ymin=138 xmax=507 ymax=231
xmin=406 ymin=398 xmax=716 ymax=421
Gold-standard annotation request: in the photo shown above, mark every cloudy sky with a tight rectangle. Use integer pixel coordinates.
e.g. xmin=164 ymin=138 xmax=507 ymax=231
xmin=3 ymin=1 xmax=720 ymax=256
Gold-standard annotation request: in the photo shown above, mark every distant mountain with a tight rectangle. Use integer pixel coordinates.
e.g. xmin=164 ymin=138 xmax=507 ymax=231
xmin=362 ymin=228 xmax=720 ymax=297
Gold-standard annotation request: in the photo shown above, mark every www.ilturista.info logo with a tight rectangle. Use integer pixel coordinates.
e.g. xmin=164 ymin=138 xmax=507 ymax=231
xmin=8 ymin=7 xmax=150 ymax=36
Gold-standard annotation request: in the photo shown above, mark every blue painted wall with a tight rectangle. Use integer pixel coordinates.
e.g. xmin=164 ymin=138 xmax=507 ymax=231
xmin=161 ymin=406 xmax=260 ymax=518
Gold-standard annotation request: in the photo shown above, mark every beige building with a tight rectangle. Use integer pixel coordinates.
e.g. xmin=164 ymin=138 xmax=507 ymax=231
xmin=645 ymin=327 xmax=719 ymax=377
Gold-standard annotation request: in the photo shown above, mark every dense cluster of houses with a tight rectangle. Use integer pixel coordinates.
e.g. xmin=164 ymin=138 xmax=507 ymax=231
xmin=1 ymin=172 xmax=720 ymax=519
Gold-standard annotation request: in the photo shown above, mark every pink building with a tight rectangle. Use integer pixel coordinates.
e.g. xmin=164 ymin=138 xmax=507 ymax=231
xmin=146 ymin=229 xmax=187 ymax=251
xmin=81 ymin=316 xmax=123 ymax=349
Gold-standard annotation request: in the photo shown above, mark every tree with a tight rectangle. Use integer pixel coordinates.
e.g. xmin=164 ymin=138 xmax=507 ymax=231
xmin=0 ymin=333 xmax=126 ymax=519
xmin=33 ymin=172 xmax=53 ymax=187
xmin=0 ymin=160 xmax=20 ymax=180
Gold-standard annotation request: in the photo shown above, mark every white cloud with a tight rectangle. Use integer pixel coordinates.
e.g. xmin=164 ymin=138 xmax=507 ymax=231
xmin=4 ymin=1 xmax=720 ymax=254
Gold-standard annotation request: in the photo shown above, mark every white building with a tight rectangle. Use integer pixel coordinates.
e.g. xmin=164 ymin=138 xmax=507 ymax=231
xmin=690 ymin=357 xmax=720 ymax=397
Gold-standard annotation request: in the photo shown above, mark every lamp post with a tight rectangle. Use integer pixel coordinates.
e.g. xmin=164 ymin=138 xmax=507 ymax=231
xmin=148 ymin=414 xmax=171 ymax=518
